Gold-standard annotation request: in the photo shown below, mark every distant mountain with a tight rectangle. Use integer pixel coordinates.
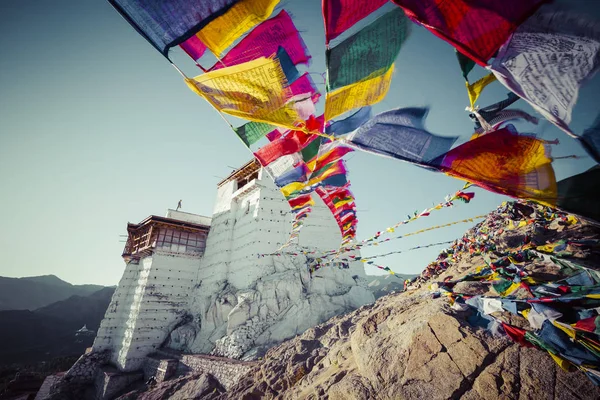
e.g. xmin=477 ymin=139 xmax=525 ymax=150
xmin=0 ymin=287 xmax=115 ymax=366
xmin=0 ymin=275 xmax=106 ymax=311
xmin=366 ymin=273 xmax=417 ymax=299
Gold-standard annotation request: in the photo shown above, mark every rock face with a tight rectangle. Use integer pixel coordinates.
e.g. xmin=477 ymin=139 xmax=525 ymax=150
xmin=116 ymin=373 xmax=224 ymax=400
xmin=214 ymin=202 xmax=600 ymax=399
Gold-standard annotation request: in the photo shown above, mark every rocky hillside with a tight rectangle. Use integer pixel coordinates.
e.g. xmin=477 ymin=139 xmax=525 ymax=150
xmin=199 ymin=201 xmax=599 ymax=399
xmin=0 ymin=275 xmax=106 ymax=311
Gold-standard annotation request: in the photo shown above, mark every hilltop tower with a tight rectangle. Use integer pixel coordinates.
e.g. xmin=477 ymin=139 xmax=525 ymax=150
xmin=93 ymin=211 xmax=210 ymax=371
xmin=93 ymin=159 xmax=373 ymax=371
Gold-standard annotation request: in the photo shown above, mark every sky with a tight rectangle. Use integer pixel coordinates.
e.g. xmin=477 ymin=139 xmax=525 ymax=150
xmin=0 ymin=0 xmax=599 ymax=286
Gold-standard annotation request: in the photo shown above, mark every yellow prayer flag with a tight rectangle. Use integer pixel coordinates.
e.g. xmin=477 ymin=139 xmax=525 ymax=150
xmin=325 ymin=66 xmax=394 ymax=121
xmin=185 ymin=57 xmax=300 ymax=129
xmin=281 ymin=182 xmax=306 ymax=198
xmin=335 ymin=198 xmax=354 ymax=208
xmin=552 ymin=321 xmax=576 ymax=339
xmin=197 ymin=0 xmax=280 ymax=56
xmin=548 ymin=351 xmax=574 ymax=372
xmin=466 ymin=73 xmax=497 ymax=108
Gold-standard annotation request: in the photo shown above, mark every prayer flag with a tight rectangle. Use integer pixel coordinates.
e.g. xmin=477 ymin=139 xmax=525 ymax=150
xmin=108 ymin=0 xmax=238 ymax=57
xmin=254 ymin=129 xmax=318 ymax=166
xmin=325 ymin=107 xmax=372 ymax=136
xmin=185 ymin=57 xmax=300 ymax=129
xmin=325 ymin=66 xmax=394 ymax=121
xmin=196 ymin=0 xmax=279 ymax=56
xmin=466 ymin=73 xmax=496 ymax=108
xmin=275 ymin=164 xmax=309 ymax=187
xmin=323 ymin=0 xmax=388 ymax=44
xmin=346 ymin=107 xmax=458 ymax=166
xmin=180 ymin=35 xmax=207 ymax=60
xmin=235 ymin=121 xmax=275 ymax=146
xmin=437 ymin=126 xmax=557 ymax=204
xmin=211 ymin=10 xmax=311 ymax=70
xmin=327 ymin=8 xmax=409 ymax=91
xmin=456 ymin=50 xmax=475 ymax=80
xmin=391 ymin=0 xmax=546 ymax=65
xmin=491 ymin=8 xmax=600 ymax=137
xmin=288 ymin=194 xmax=314 ymax=209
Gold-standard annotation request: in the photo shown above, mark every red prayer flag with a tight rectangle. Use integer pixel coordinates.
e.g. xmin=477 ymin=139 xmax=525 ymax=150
xmin=501 ymin=323 xmax=534 ymax=347
xmin=391 ymin=0 xmax=546 ymax=65
xmin=254 ymin=130 xmax=319 ymax=166
xmin=323 ymin=0 xmax=388 ymax=44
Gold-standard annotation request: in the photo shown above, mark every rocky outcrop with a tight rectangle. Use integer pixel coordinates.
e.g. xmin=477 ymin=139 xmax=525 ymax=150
xmin=215 ymin=202 xmax=600 ymax=399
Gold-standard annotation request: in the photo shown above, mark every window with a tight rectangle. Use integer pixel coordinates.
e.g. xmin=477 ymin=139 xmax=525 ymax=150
xmin=157 ymin=228 xmax=207 ymax=255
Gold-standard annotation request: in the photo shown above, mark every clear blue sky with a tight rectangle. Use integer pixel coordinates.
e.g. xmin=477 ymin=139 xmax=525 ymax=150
xmin=1 ymin=0 xmax=598 ymax=285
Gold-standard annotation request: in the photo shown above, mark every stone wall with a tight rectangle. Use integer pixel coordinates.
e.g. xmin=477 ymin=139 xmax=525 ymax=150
xmin=176 ymin=354 xmax=257 ymax=390
xmin=142 ymin=354 xmax=178 ymax=382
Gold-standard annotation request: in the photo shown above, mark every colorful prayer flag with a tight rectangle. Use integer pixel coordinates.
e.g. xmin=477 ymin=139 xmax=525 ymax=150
xmin=196 ymin=0 xmax=279 ymax=56
xmin=346 ymin=107 xmax=458 ymax=166
xmin=391 ymin=0 xmax=545 ymax=65
xmin=254 ymin=129 xmax=318 ymax=166
xmin=437 ymin=126 xmax=557 ymax=205
xmin=210 ymin=10 xmax=311 ymax=70
xmin=325 ymin=66 xmax=394 ymax=121
xmin=180 ymin=35 xmax=208 ymax=60
xmin=323 ymin=0 xmax=388 ymax=44
xmin=466 ymin=73 xmax=497 ymax=108
xmin=185 ymin=57 xmax=300 ymax=129
xmin=108 ymin=0 xmax=238 ymax=57
xmin=326 ymin=107 xmax=372 ymax=136
xmin=235 ymin=121 xmax=275 ymax=146
xmin=326 ymin=8 xmax=409 ymax=91
xmin=491 ymin=8 xmax=600 ymax=137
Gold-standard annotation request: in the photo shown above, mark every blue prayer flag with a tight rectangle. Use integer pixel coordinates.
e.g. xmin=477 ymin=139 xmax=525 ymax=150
xmin=347 ymin=107 xmax=458 ymax=166
xmin=108 ymin=0 xmax=238 ymax=57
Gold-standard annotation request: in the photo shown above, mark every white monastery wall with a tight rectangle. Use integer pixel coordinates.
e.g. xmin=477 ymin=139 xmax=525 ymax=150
xmin=94 ymin=163 xmax=374 ymax=370
xmin=94 ymin=252 xmax=201 ymax=371
xmin=185 ymin=169 xmax=374 ymax=359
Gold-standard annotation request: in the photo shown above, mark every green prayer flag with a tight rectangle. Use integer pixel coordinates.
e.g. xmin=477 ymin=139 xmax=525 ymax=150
xmin=326 ymin=7 xmax=410 ymax=91
xmin=235 ymin=121 xmax=275 ymax=147
xmin=456 ymin=50 xmax=476 ymax=81
xmin=302 ymin=138 xmax=321 ymax=163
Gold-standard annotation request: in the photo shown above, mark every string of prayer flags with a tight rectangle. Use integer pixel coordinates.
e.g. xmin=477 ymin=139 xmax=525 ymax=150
xmin=195 ymin=0 xmax=279 ymax=56
xmin=185 ymin=57 xmax=300 ymax=129
xmin=326 ymin=8 xmax=410 ymax=91
xmin=345 ymin=107 xmax=458 ymax=166
xmin=180 ymin=35 xmax=208 ymax=61
xmin=325 ymin=66 xmax=394 ymax=121
xmin=491 ymin=7 xmax=600 ymax=138
xmin=107 ymin=0 xmax=239 ymax=57
xmin=325 ymin=107 xmax=372 ymax=137
xmin=323 ymin=0 xmax=388 ymax=44
xmin=466 ymin=73 xmax=497 ymax=109
xmin=436 ymin=126 xmax=558 ymax=205
xmin=210 ymin=10 xmax=311 ymax=70
xmin=391 ymin=0 xmax=546 ymax=66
